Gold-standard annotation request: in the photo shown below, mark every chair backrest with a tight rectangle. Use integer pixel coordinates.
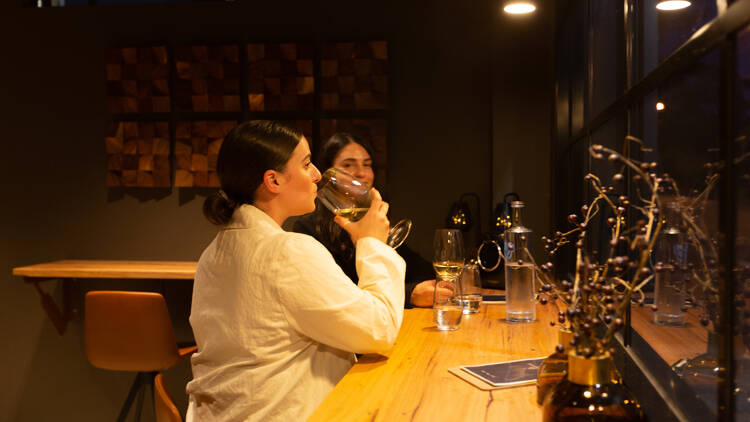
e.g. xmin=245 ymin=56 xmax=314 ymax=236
xmin=85 ymin=291 xmax=180 ymax=372
xmin=155 ymin=373 xmax=182 ymax=422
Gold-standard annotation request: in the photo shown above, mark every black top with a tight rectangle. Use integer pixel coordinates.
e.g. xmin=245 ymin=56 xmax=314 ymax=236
xmin=293 ymin=212 xmax=434 ymax=308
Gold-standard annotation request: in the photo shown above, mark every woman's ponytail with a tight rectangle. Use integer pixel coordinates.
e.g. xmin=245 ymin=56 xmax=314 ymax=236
xmin=203 ymin=190 xmax=237 ymax=226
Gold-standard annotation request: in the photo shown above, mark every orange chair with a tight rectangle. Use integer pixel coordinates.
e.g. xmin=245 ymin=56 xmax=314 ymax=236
xmin=85 ymin=291 xmax=196 ymax=422
xmin=155 ymin=373 xmax=182 ymax=422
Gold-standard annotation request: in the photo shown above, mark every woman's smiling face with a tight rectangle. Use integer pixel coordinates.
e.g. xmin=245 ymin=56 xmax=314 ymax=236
xmin=332 ymin=142 xmax=375 ymax=187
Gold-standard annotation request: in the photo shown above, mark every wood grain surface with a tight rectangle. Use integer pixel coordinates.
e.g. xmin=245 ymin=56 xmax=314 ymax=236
xmin=308 ymin=303 xmax=559 ymax=422
xmin=630 ymin=304 xmax=708 ymax=365
xmin=12 ymin=260 xmax=197 ymax=280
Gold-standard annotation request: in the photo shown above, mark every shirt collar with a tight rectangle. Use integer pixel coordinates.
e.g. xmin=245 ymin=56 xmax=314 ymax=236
xmin=225 ymin=204 xmax=283 ymax=232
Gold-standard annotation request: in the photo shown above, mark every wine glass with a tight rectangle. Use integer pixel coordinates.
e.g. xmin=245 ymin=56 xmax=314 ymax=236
xmin=432 ymin=229 xmax=465 ymax=330
xmin=317 ymin=167 xmax=412 ymax=249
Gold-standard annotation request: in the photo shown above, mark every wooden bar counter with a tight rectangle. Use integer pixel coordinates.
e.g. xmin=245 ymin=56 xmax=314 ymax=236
xmin=308 ymin=302 xmax=559 ymax=422
xmin=12 ymin=260 xmax=197 ymax=335
xmin=12 ymin=260 xmax=197 ymax=280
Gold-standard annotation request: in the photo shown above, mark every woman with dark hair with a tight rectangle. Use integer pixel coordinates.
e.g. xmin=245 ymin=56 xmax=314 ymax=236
xmin=187 ymin=121 xmax=405 ymax=422
xmin=293 ymin=132 xmax=438 ymax=308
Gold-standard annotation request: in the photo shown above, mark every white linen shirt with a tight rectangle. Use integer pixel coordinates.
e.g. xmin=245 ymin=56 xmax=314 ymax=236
xmin=186 ymin=205 xmax=406 ymax=422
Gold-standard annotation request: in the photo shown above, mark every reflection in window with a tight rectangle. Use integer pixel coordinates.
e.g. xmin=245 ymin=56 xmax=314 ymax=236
xmin=734 ymin=25 xmax=750 ymax=421
xmin=590 ymin=0 xmax=619 ymax=116
xmin=642 ymin=0 xmax=718 ymax=77
xmin=631 ymin=48 xmax=720 ymax=417
xmin=645 ymin=50 xmax=719 ymax=192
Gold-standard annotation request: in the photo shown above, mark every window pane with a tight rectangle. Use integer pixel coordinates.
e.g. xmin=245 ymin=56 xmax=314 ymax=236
xmin=641 ymin=0 xmax=718 ymax=78
xmin=589 ymin=0 xmax=620 ymax=116
xmin=629 ymin=47 xmax=720 ymax=418
xmin=734 ymin=25 xmax=750 ymax=420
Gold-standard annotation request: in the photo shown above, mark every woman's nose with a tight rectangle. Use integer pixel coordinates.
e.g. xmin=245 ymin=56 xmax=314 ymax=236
xmin=352 ymin=164 xmax=367 ymax=179
xmin=311 ymin=164 xmax=322 ymax=183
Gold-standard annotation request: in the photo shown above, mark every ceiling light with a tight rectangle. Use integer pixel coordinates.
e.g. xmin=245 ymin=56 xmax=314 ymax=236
xmin=503 ymin=1 xmax=536 ymax=14
xmin=656 ymin=1 xmax=691 ymax=11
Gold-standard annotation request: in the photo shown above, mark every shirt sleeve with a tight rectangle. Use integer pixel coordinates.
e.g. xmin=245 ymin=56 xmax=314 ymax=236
xmin=273 ymin=234 xmax=406 ymax=355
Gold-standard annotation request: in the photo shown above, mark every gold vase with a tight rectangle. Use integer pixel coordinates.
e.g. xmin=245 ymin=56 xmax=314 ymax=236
xmin=536 ymin=328 xmax=574 ymax=405
xmin=542 ymin=352 xmax=645 ymax=421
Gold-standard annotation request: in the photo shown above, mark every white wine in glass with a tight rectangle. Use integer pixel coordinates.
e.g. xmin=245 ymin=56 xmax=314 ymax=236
xmin=432 ymin=229 xmax=465 ymax=330
xmin=317 ymin=167 xmax=412 ymax=248
xmin=432 ymin=260 xmax=464 ymax=279
xmin=334 ymin=207 xmax=369 ymax=222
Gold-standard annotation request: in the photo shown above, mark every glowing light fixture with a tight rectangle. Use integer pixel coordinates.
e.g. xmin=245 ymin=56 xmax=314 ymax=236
xmin=503 ymin=1 xmax=536 ymax=14
xmin=656 ymin=1 xmax=691 ymax=11
xmin=656 ymin=101 xmax=665 ymax=111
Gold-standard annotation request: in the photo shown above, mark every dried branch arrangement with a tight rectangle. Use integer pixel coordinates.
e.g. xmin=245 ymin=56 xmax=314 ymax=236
xmin=531 ymin=136 xmax=722 ymax=358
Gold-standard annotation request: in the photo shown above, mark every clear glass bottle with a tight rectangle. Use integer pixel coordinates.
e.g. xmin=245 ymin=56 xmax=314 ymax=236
xmin=504 ymin=201 xmax=536 ymax=322
xmin=537 ymin=328 xmax=574 ymax=405
xmin=653 ymin=202 xmax=688 ymax=326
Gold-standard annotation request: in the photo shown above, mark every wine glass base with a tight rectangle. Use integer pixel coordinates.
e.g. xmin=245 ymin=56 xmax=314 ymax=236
xmin=387 ymin=219 xmax=412 ymax=249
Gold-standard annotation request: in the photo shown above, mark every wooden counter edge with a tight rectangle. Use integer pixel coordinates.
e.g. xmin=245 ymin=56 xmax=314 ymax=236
xmin=12 ymin=260 xmax=198 ymax=280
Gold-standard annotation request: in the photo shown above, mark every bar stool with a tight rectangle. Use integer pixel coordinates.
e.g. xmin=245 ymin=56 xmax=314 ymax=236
xmin=155 ymin=373 xmax=182 ymax=422
xmin=85 ymin=291 xmax=197 ymax=422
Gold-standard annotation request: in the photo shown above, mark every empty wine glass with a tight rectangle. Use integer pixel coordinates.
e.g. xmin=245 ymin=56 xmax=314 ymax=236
xmin=317 ymin=167 xmax=412 ymax=249
xmin=432 ymin=229 xmax=465 ymax=330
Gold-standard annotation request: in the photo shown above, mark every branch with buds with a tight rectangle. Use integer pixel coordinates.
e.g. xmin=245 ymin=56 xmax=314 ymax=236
xmin=536 ymin=138 xmax=664 ymax=358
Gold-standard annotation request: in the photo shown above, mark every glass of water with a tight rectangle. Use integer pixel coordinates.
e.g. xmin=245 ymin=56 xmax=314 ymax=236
xmin=432 ymin=229 xmax=465 ymax=330
xmin=458 ymin=262 xmax=482 ymax=314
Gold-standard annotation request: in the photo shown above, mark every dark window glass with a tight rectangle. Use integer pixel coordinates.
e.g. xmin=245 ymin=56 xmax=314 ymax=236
xmin=641 ymin=0 xmax=718 ymax=77
xmin=734 ymin=24 xmax=750 ymax=421
xmin=589 ymin=0 xmax=620 ymax=117
xmin=629 ymin=48 xmax=720 ymax=418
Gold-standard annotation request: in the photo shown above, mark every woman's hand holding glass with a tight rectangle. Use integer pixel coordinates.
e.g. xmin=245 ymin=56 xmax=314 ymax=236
xmin=410 ymin=280 xmax=453 ymax=308
xmin=333 ymin=188 xmax=390 ymax=244
xmin=317 ymin=167 xmax=412 ymax=248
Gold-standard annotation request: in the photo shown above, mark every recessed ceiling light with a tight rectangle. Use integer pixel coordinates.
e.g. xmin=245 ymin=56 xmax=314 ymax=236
xmin=656 ymin=1 xmax=691 ymax=11
xmin=504 ymin=1 xmax=536 ymax=14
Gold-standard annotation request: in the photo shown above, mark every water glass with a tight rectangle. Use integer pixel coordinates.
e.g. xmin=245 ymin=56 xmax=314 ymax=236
xmin=433 ymin=276 xmax=463 ymax=330
xmin=458 ymin=263 xmax=482 ymax=314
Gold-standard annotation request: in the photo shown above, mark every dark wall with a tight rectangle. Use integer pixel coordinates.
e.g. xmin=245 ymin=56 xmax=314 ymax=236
xmin=492 ymin=3 xmax=556 ymax=259
xmin=0 ymin=1 xmax=552 ymax=421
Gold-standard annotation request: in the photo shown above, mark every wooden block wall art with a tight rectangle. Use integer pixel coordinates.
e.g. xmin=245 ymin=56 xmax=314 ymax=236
xmin=247 ymin=43 xmax=314 ymax=112
xmin=320 ymin=118 xmax=388 ymax=187
xmin=174 ymin=120 xmax=237 ymax=187
xmin=175 ymin=45 xmax=241 ymax=112
xmin=320 ymin=41 xmax=388 ymax=111
xmin=106 ymin=47 xmax=170 ymax=113
xmin=106 ymin=121 xmax=170 ymax=187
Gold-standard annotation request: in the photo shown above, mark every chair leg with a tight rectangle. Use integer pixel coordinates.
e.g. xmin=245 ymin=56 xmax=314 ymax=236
xmin=115 ymin=372 xmax=159 ymax=422
xmin=134 ymin=380 xmax=145 ymax=422
xmin=147 ymin=371 xmax=158 ymax=418
xmin=117 ymin=373 xmax=144 ymax=422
